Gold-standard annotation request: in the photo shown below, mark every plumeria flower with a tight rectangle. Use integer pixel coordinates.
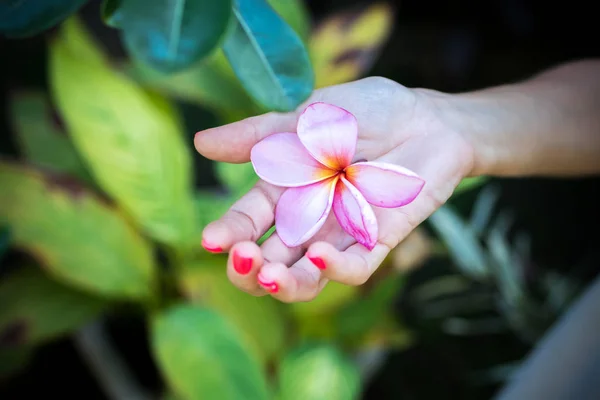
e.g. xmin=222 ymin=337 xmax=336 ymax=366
xmin=250 ymin=102 xmax=425 ymax=250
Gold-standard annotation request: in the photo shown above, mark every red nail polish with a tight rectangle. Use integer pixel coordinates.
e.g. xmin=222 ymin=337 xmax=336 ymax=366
xmin=202 ymin=239 xmax=222 ymax=253
xmin=257 ymin=275 xmax=279 ymax=294
xmin=233 ymin=251 xmax=252 ymax=275
xmin=308 ymin=255 xmax=326 ymax=270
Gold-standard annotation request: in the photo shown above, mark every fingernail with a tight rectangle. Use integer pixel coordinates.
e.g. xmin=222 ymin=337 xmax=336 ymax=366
xmin=308 ymin=255 xmax=326 ymax=270
xmin=202 ymin=239 xmax=222 ymax=253
xmin=257 ymin=274 xmax=279 ymax=294
xmin=232 ymin=251 xmax=252 ymax=275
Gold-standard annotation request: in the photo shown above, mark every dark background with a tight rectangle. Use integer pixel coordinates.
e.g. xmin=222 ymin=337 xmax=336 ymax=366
xmin=1 ymin=0 xmax=599 ymax=398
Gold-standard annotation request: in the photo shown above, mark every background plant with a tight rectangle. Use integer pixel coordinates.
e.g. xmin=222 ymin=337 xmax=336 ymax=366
xmin=1 ymin=1 xmax=593 ymax=399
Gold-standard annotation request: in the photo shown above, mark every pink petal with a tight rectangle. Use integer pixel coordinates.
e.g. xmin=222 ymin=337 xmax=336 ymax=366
xmin=297 ymin=102 xmax=358 ymax=170
xmin=345 ymin=161 xmax=425 ymax=208
xmin=275 ymin=177 xmax=338 ymax=247
xmin=332 ymin=177 xmax=378 ymax=250
xmin=251 ymin=133 xmax=337 ymax=187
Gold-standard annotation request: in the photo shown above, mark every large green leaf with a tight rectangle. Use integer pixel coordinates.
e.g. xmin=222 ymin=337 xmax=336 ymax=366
xmin=0 ymin=0 xmax=88 ymax=37
xmin=130 ymin=50 xmax=260 ymax=123
xmin=50 ymin=19 xmax=197 ymax=248
xmin=0 ymin=267 xmax=107 ymax=346
xmin=113 ymin=0 xmax=232 ymax=72
xmin=277 ymin=343 xmax=360 ymax=400
xmin=10 ymin=91 xmax=92 ymax=183
xmin=179 ymin=257 xmax=287 ymax=364
xmin=0 ymin=161 xmax=156 ymax=299
xmin=152 ymin=305 xmax=270 ymax=400
xmin=266 ymin=0 xmax=310 ymax=41
xmin=223 ymin=0 xmax=314 ymax=112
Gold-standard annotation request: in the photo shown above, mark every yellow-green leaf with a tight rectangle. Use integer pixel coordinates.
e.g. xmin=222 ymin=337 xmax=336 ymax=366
xmin=130 ymin=50 xmax=260 ymax=123
xmin=267 ymin=0 xmax=311 ymax=41
xmin=0 ymin=266 xmax=108 ymax=346
xmin=152 ymin=305 xmax=270 ymax=400
xmin=49 ymin=19 xmax=197 ymax=247
xmin=277 ymin=343 xmax=361 ymax=400
xmin=179 ymin=257 xmax=287 ymax=364
xmin=0 ymin=161 xmax=156 ymax=299
xmin=215 ymin=161 xmax=258 ymax=198
xmin=310 ymin=3 xmax=393 ymax=88
xmin=10 ymin=90 xmax=92 ymax=183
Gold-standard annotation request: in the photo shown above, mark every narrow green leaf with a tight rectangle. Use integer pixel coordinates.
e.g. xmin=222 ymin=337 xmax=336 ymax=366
xmin=116 ymin=0 xmax=232 ymax=72
xmin=278 ymin=343 xmax=361 ymax=400
xmin=0 ymin=267 xmax=108 ymax=346
xmin=223 ymin=0 xmax=314 ymax=112
xmin=9 ymin=91 xmax=92 ymax=183
xmin=50 ymin=19 xmax=197 ymax=247
xmin=179 ymin=257 xmax=287 ymax=364
xmin=0 ymin=161 xmax=156 ymax=299
xmin=453 ymin=176 xmax=489 ymax=196
xmin=0 ymin=0 xmax=88 ymax=37
xmin=428 ymin=205 xmax=490 ymax=280
xmin=152 ymin=305 xmax=270 ymax=400
xmin=266 ymin=0 xmax=310 ymax=41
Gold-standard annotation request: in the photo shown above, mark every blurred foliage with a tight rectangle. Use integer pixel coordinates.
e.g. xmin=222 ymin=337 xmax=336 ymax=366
xmin=0 ymin=1 xmax=583 ymax=399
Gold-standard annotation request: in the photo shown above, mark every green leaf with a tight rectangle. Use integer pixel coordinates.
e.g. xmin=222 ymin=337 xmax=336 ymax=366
xmin=0 ymin=0 xmax=88 ymax=37
xmin=101 ymin=0 xmax=122 ymax=27
xmin=216 ymin=161 xmax=258 ymax=198
xmin=0 ymin=227 xmax=9 ymax=262
xmin=310 ymin=3 xmax=393 ymax=88
xmin=278 ymin=343 xmax=361 ymax=400
xmin=9 ymin=91 xmax=92 ymax=183
xmin=0 ymin=347 xmax=33 ymax=379
xmin=152 ymin=305 xmax=270 ymax=400
xmin=266 ymin=0 xmax=310 ymax=41
xmin=0 ymin=161 xmax=156 ymax=299
xmin=115 ymin=0 xmax=232 ymax=72
xmin=50 ymin=19 xmax=197 ymax=247
xmin=179 ymin=257 xmax=287 ymax=364
xmin=223 ymin=0 xmax=314 ymax=112
xmin=453 ymin=176 xmax=489 ymax=196
xmin=130 ymin=50 xmax=260 ymax=123
xmin=428 ymin=205 xmax=490 ymax=280
xmin=336 ymin=276 xmax=404 ymax=343
xmin=0 ymin=267 xmax=108 ymax=346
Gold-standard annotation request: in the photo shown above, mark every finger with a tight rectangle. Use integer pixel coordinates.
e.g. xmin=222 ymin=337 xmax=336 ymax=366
xmin=194 ymin=112 xmax=299 ymax=163
xmin=226 ymin=241 xmax=267 ymax=296
xmin=202 ymin=181 xmax=283 ymax=252
xmin=306 ymin=241 xmax=392 ymax=286
xmin=260 ymin=232 xmax=304 ymax=265
xmin=257 ymin=260 xmax=328 ymax=303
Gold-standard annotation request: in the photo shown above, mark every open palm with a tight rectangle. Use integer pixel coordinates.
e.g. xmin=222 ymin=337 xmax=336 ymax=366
xmin=194 ymin=77 xmax=474 ymax=302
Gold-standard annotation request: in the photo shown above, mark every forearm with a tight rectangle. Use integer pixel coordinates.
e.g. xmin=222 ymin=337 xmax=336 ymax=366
xmin=444 ymin=59 xmax=600 ymax=177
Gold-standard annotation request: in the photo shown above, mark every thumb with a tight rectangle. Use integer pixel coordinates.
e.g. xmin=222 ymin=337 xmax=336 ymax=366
xmin=193 ymin=110 xmax=300 ymax=163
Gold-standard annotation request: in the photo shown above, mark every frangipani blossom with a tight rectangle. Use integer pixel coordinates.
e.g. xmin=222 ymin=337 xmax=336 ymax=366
xmin=250 ymin=102 xmax=425 ymax=250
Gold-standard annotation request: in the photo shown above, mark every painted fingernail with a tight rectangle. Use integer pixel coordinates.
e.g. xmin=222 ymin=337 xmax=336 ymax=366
xmin=232 ymin=251 xmax=252 ymax=275
xmin=308 ymin=255 xmax=326 ymax=270
xmin=257 ymin=274 xmax=279 ymax=294
xmin=202 ymin=239 xmax=222 ymax=253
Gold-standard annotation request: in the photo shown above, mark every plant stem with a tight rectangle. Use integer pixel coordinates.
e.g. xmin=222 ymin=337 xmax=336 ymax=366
xmin=74 ymin=319 xmax=154 ymax=400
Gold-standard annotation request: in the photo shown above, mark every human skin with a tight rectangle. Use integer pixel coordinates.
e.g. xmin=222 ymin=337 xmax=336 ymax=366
xmin=194 ymin=59 xmax=600 ymax=303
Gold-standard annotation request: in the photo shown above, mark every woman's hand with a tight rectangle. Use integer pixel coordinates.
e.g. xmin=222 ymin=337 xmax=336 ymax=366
xmin=194 ymin=77 xmax=475 ymax=302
